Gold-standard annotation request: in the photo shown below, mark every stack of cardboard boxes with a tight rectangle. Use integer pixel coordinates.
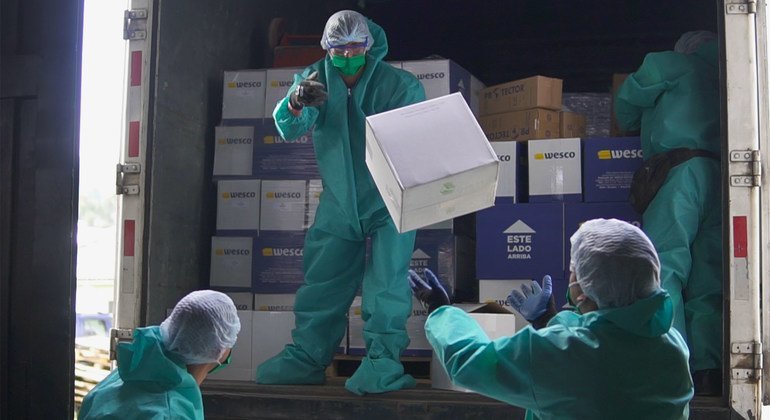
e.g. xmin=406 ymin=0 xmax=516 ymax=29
xmin=473 ymin=74 xmax=645 ymax=324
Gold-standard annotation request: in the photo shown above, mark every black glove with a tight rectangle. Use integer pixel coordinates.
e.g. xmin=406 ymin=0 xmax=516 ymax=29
xmin=408 ymin=269 xmax=451 ymax=315
xmin=289 ymin=71 xmax=327 ymax=110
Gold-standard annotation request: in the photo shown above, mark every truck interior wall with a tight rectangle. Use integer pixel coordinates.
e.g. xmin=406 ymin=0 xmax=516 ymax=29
xmin=145 ymin=0 xmax=268 ymax=324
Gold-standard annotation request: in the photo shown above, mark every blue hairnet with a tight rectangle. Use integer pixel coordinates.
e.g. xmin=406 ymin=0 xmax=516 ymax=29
xmin=570 ymin=218 xmax=661 ymax=309
xmin=674 ymin=30 xmax=717 ymax=54
xmin=320 ymin=10 xmax=373 ymax=51
xmin=160 ymin=290 xmax=240 ymax=364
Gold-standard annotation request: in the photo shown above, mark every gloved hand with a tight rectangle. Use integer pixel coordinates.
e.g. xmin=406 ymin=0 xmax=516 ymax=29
xmin=289 ymin=71 xmax=327 ymax=110
xmin=408 ymin=269 xmax=450 ymax=315
xmin=506 ymin=275 xmax=554 ymax=322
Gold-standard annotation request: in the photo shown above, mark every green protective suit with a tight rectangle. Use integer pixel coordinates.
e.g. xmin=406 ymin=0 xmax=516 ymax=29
xmin=614 ymin=40 xmax=722 ymax=371
xmin=255 ymin=20 xmax=425 ymax=395
xmin=78 ymin=326 xmax=203 ymax=420
xmin=426 ymin=292 xmax=693 ymax=420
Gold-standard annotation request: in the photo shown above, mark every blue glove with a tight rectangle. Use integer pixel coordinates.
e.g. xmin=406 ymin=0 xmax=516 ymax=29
xmin=506 ymin=275 xmax=553 ymax=321
xmin=408 ymin=269 xmax=450 ymax=314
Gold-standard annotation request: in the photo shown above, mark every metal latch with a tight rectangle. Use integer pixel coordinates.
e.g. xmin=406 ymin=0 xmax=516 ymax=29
xmin=731 ymin=341 xmax=762 ymax=382
xmin=123 ymin=9 xmax=148 ymax=40
xmin=726 ymin=0 xmax=756 ymax=14
xmin=116 ymin=163 xmax=141 ymax=195
xmin=109 ymin=328 xmax=134 ymax=361
xmin=729 ymin=149 xmax=761 ymax=187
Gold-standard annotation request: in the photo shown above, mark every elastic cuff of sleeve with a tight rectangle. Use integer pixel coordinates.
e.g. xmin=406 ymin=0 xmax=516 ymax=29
xmin=287 ymin=101 xmax=303 ymax=116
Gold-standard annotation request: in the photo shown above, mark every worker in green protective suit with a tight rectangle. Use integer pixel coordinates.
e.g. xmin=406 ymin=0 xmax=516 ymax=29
xmin=412 ymin=219 xmax=693 ymax=419
xmin=255 ymin=10 xmax=425 ymax=395
xmin=614 ymin=30 xmax=722 ymax=395
xmin=78 ymin=290 xmax=240 ymax=420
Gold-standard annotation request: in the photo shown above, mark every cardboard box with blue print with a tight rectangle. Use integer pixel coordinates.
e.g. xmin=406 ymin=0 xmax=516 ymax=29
xmin=252 ymin=123 xmax=319 ymax=179
xmin=528 ymin=137 xmax=582 ymax=202
xmin=475 ymin=202 xmax=564 ymax=280
xmin=402 ymin=59 xmax=485 ymax=116
xmin=479 ymin=75 xmax=563 ymax=116
xmin=563 ymin=201 xmax=642 ymax=275
xmin=252 ymin=231 xmax=306 ymax=293
xmin=582 ymin=137 xmax=643 ymax=202
xmin=365 ymin=93 xmax=499 ymax=233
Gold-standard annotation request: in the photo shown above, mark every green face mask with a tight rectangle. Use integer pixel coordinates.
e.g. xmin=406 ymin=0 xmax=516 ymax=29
xmin=331 ymin=54 xmax=366 ymax=76
xmin=208 ymin=349 xmax=232 ymax=374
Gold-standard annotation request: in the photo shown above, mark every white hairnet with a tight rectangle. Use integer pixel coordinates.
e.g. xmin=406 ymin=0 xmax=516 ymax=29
xmin=320 ymin=10 xmax=372 ymax=51
xmin=160 ymin=290 xmax=240 ymax=364
xmin=674 ymin=30 xmax=717 ymax=54
xmin=570 ymin=218 xmax=661 ymax=309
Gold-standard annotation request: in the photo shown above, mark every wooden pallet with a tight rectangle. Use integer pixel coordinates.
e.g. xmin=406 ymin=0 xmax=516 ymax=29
xmin=74 ymin=343 xmax=111 ymax=407
xmin=326 ymin=354 xmax=432 ymax=383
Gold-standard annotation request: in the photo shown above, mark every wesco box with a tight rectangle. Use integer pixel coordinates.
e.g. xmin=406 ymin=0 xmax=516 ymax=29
xmin=582 ymin=136 xmax=643 ymax=202
xmin=479 ymin=108 xmax=560 ymax=142
xmin=222 ymin=70 xmax=266 ymax=120
xmin=264 ymin=67 xmax=302 ymax=119
xmin=365 ymin=93 xmax=499 ymax=233
xmin=528 ymin=137 xmax=582 ymax=202
xmin=252 ymin=232 xmax=306 ymax=293
xmin=479 ymin=75 xmax=562 ymax=116
xmin=213 ymin=125 xmax=255 ymax=177
xmin=402 ymin=59 xmax=485 ymax=116
xmin=489 ymin=140 xmax=526 ymax=203
xmin=216 ymin=179 xmax=261 ymax=232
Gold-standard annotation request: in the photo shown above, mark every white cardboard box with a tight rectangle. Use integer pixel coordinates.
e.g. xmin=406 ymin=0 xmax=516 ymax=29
xmin=205 ymin=310 xmax=254 ymax=381
xmin=264 ymin=67 xmax=301 ymax=119
xmin=479 ymin=279 xmax=533 ymax=332
xmin=224 ymin=292 xmax=255 ymax=311
xmin=528 ymin=137 xmax=582 ymax=202
xmin=365 ymin=93 xmax=499 ymax=233
xmin=490 ymin=140 xmax=521 ymax=202
xmin=222 ymin=70 xmax=266 ymax=120
xmin=259 ymin=180 xmax=307 ymax=231
xmin=216 ymin=179 xmax=261 ymax=231
xmin=254 ymin=293 xmax=297 ymax=311
xmin=209 ymin=236 xmax=253 ymax=288
xmin=430 ymin=302 xmax=519 ymax=392
xmin=252 ymin=311 xmax=296 ymax=368
xmin=213 ymin=126 xmax=255 ymax=176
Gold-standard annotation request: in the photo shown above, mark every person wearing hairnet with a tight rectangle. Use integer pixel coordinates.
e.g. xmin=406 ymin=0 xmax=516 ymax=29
xmin=614 ymin=30 xmax=722 ymax=394
xmin=255 ymin=10 xmax=425 ymax=395
xmin=78 ymin=290 xmax=240 ymax=420
xmin=413 ymin=219 xmax=693 ymax=419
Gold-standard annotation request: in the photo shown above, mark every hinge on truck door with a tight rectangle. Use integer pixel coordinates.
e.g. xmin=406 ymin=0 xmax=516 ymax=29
xmin=729 ymin=149 xmax=761 ymax=187
xmin=726 ymin=0 xmax=757 ymax=14
xmin=109 ymin=328 xmax=134 ymax=361
xmin=123 ymin=9 xmax=148 ymax=40
xmin=731 ymin=341 xmax=762 ymax=382
xmin=116 ymin=163 xmax=141 ymax=195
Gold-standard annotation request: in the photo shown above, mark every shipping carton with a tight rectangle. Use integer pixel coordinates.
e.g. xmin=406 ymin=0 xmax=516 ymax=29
xmin=582 ymin=136 xmax=643 ymax=202
xmin=476 ymin=203 xmax=564 ymax=279
xmin=213 ymin=125 xmax=254 ymax=176
xmin=479 ymin=108 xmax=559 ymax=142
xmin=209 ymin=236 xmax=254 ymax=288
xmin=252 ymin=123 xmax=319 ymax=179
xmin=479 ymin=75 xmax=562 ymax=116
xmin=222 ymin=70 xmax=266 ymax=120
xmin=490 ymin=140 xmax=525 ymax=203
xmin=259 ymin=180 xmax=307 ymax=231
xmin=365 ymin=93 xmax=499 ymax=233
xmin=610 ymin=73 xmax=632 ymax=136
xmin=559 ymin=111 xmax=587 ymax=138
xmin=216 ymin=179 xmax=260 ymax=232
xmin=402 ymin=59 xmax=485 ymax=116
xmin=252 ymin=311 xmax=295 ymax=368
xmin=411 ymin=229 xmax=476 ymax=303
xmin=430 ymin=302 xmax=518 ymax=392
xmin=528 ymin=137 xmax=582 ymax=202
xmin=252 ymin=232 xmax=305 ymax=293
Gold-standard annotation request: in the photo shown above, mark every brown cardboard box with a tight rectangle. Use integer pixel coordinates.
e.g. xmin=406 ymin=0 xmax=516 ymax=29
xmin=479 ymin=76 xmax=563 ymax=116
xmin=559 ymin=111 xmax=587 ymax=138
xmin=610 ymin=73 xmax=633 ymax=136
xmin=479 ymin=108 xmax=560 ymax=142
